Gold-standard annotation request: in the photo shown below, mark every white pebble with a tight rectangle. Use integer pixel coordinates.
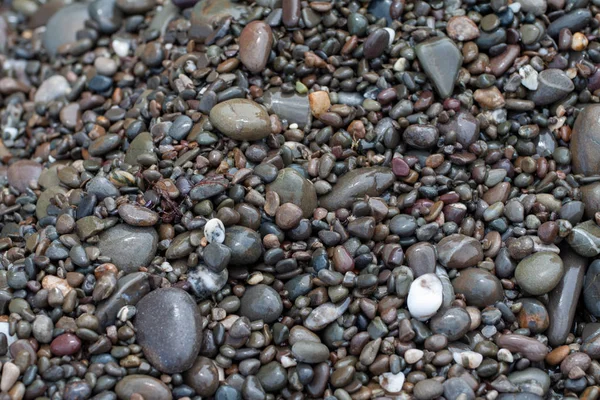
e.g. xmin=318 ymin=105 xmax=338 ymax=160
xmin=453 ymin=351 xmax=483 ymax=369
xmin=379 ymin=372 xmax=405 ymax=394
xmin=112 ymin=39 xmax=130 ymax=58
xmin=508 ymin=2 xmax=521 ymax=12
xmin=519 ymin=65 xmax=539 ymax=90
xmin=384 ymin=28 xmax=396 ymax=47
xmin=393 ymin=58 xmax=409 ymax=72
xmin=407 ymin=273 xmax=443 ymax=321
xmin=497 ymin=348 xmax=514 ymax=363
xmin=404 ymin=349 xmax=424 ymax=364
xmin=204 ymin=218 xmax=225 ymax=244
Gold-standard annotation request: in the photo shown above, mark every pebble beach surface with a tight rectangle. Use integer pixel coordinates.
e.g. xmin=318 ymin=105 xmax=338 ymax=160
xmin=1 ymin=0 xmax=600 ymax=399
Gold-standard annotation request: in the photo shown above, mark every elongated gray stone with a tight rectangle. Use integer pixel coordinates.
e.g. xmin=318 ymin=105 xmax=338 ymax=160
xmin=547 ymin=245 xmax=587 ymax=347
xmin=42 ymin=3 xmax=89 ymax=56
xmin=415 ymin=37 xmax=462 ymax=99
xmin=571 ymin=105 xmax=600 ymax=176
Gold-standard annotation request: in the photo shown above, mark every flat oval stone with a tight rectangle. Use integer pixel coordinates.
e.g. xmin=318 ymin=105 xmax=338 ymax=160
xmin=452 ymin=268 xmax=503 ymax=308
xmin=507 ymin=368 xmax=551 ymax=395
xmin=50 ymin=333 xmax=81 ymax=356
xmin=209 ymin=99 xmax=271 ymax=141
xmin=319 ymin=167 xmax=395 ymax=211
xmin=224 ymin=226 xmax=262 ymax=265
xmin=292 ymin=341 xmax=330 ymax=363
xmin=115 ymin=375 xmax=172 ymax=400
xmin=438 ymin=111 xmax=480 ymax=148
xmin=568 ymin=220 xmax=600 ymax=257
xmin=515 ymin=252 xmax=564 ymax=295
xmin=266 ymin=168 xmax=317 ymax=218
xmin=436 ymin=234 xmax=483 ymax=269
xmin=135 ymin=288 xmax=203 ymax=373
xmin=98 ymin=224 xmax=158 ymax=273
xmin=405 ymin=242 xmax=436 ymax=277
xmin=118 ymin=203 xmax=159 ymax=227
xmin=8 ymin=160 xmax=42 ymax=193
xmin=239 ymin=21 xmax=273 ymax=74
xmin=571 ymin=105 xmax=600 ymax=176
xmin=35 ymin=75 xmax=71 ymax=103
xmin=364 ymin=29 xmax=390 ymax=59
xmin=125 ymin=131 xmax=154 ymax=165
xmin=517 ymin=298 xmax=549 ymax=334
xmin=403 ymin=124 xmax=439 ymax=149
xmin=529 ymin=69 xmax=574 ymax=106
xmin=239 ymin=284 xmax=283 ymax=323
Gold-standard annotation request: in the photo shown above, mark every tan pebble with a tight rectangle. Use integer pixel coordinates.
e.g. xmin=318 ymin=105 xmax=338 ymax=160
xmin=308 ymin=91 xmax=331 ymax=117
xmin=1 ymin=362 xmax=19 ymax=392
xmin=572 ymin=32 xmax=589 ymax=51
xmin=41 ymin=275 xmax=73 ymax=297
xmin=473 ymin=86 xmax=505 ymax=110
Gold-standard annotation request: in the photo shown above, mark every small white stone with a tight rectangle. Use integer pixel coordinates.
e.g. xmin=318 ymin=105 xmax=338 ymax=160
xmin=112 ymin=39 xmax=130 ymax=58
xmin=497 ymin=348 xmax=514 ymax=363
xmin=393 ymin=58 xmax=409 ymax=72
xmin=3 ymin=127 xmax=17 ymax=141
xmin=379 ymin=372 xmax=405 ymax=394
xmin=160 ymin=261 xmax=173 ymax=272
xmin=281 ymin=355 xmax=297 ymax=368
xmin=0 ymin=362 xmax=19 ymax=392
xmin=453 ymin=351 xmax=483 ymax=369
xmin=289 ymin=123 xmax=299 ymax=129
xmin=519 ymin=65 xmax=539 ymax=90
xmin=404 ymin=349 xmax=424 ymax=364
xmin=204 ymin=218 xmax=225 ymax=244
xmin=407 ymin=273 xmax=443 ymax=321
xmin=384 ymin=28 xmax=396 ymax=47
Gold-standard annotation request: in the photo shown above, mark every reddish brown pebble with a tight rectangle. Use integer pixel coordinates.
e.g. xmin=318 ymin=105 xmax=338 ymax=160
xmin=50 ymin=333 xmax=82 ymax=356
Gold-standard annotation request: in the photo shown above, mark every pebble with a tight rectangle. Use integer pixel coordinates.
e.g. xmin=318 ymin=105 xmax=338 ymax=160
xmin=497 ymin=335 xmax=548 ymax=362
xmin=529 ymin=69 xmax=574 ymax=106
xmin=42 ymin=3 xmax=88 ymax=56
xmin=239 ymin=21 xmax=273 ymax=73
xmin=239 ymin=284 xmax=283 ymax=323
xmin=34 ymin=75 xmax=71 ymax=103
xmin=98 ymin=224 xmax=158 ymax=273
xmin=407 ymin=273 xmax=443 ymax=320
xmin=446 ymin=16 xmax=480 ymax=41
xmin=209 ymin=99 xmax=271 ymax=141
xmin=135 ymin=288 xmax=203 ymax=373
xmin=379 ymin=372 xmax=405 ymax=394
xmin=291 ymin=341 xmax=330 ymax=363
xmin=571 ymin=105 xmax=600 ymax=175
xmin=184 ymin=357 xmax=219 ymax=396
xmin=452 ymin=268 xmax=504 ymax=308
xmin=115 ymin=375 xmax=172 ymax=400
xmin=7 ymin=160 xmax=42 ymax=193
xmin=319 ymin=167 xmax=395 ymax=210
xmin=436 ymin=234 xmax=484 ymax=269
xmin=515 ymin=252 xmax=564 ymax=295
xmin=415 ymin=37 xmax=462 ymax=98
xmin=118 ymin=203 xmax=159 ymax=227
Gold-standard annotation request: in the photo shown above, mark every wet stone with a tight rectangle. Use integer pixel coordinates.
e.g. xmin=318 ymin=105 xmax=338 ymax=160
xmin=430 ymin=307 xmax=471 ymax=341
xmin=516 ymin=252 xmax=564 ymax=295
xmin=42 ymin=3 xmax=89 ymax=56
xmin=436 ymin=234 xmax=484 ymax=269
xmin=239 ymin=21 xmax=273 ymax=74
xmin=209 ymin=99 xmax=271 ymax=141
xmin=266 ymin=168 xmax=317 ymax=218
xmin=135 ymin=288 xmax=203 ymax=373
xmin=115 ymin=375 xmax=172 ymax=400
xmin=529 ymin=69 xmax=574 ymax=106
xmin=239 ymin=284 xmax=283 ymax=323
xmin=452 ymin=268 xmax=504 ymax=308
xmin=8 ymin=160 xmax=42 ymax=193
xmin=571 ymin=105 xmax=600 ymax=176
xmin=415 ymin=37 xmax=463 ymax=98
xmin=98 ymin=224 xmax=158 ymax=273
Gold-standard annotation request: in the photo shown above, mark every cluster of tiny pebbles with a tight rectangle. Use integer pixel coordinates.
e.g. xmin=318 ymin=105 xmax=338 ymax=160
xmin=3 ymin=0 xmax=600 ymax=398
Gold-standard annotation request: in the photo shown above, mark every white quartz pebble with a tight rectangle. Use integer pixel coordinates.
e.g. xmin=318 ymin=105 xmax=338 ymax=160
xmin=407 ymin=273 xmax=443 ymax=321
xmin=204 ymin=218 xmax=225 ymax=244
xmin=379 ymin=372 xmax=405 ymax=394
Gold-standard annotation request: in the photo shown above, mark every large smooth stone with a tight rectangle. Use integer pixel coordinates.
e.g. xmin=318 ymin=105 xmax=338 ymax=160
xmin=515 ymin=252 xmax=564 ymax=295
xmin=209 ymin=99 xmax=271 ymax=141
xmin=436 ymin=234 xmax=483 ymax=269
xmin=584 ymin=259 xmax=600 ymax=317
xmin=319 ymin=167 xmax=395 ymax=211
xmin=125 ymin=132 xmax=154 ymax=165
xmin=115 ymin=375 xmax=172 ymax=400
xmin=239 ymin=284 xmax=283 ymax=323
xmin=571 ymin=105 xmax=600 ymax=176
xmin=224 ymin=226 xmax=263 ymax=265
xmin=266 ymin=168 xmax=317 ymax=218
xmin=135 ymin=288 xmax=202 ymax=373
xmin=415 ymin=37 xmax=462 ymax=99
xmin=452 ymin=268 xmax=503 ymax=308
xmin=507 ymin=368 xmax=551 ymax=395
xmin=34 ymin=75 xmax=71 ymax=103
xmin=547 ymin=245 xmax=587 ymax=346
xmin=8 ymin=160 xmax=42 ymax=193
xmin=239 ymin=21 xmax=273 ymax=74
xmin=42 ymin=3 xmax=89 ymax=56
xmin=98 ymin=224 xmax=158 ymax=273
xmin=96 ymin=272 xmax=150 ymax=328
xmin=429 ymin=307 xmax=471 ymax=341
